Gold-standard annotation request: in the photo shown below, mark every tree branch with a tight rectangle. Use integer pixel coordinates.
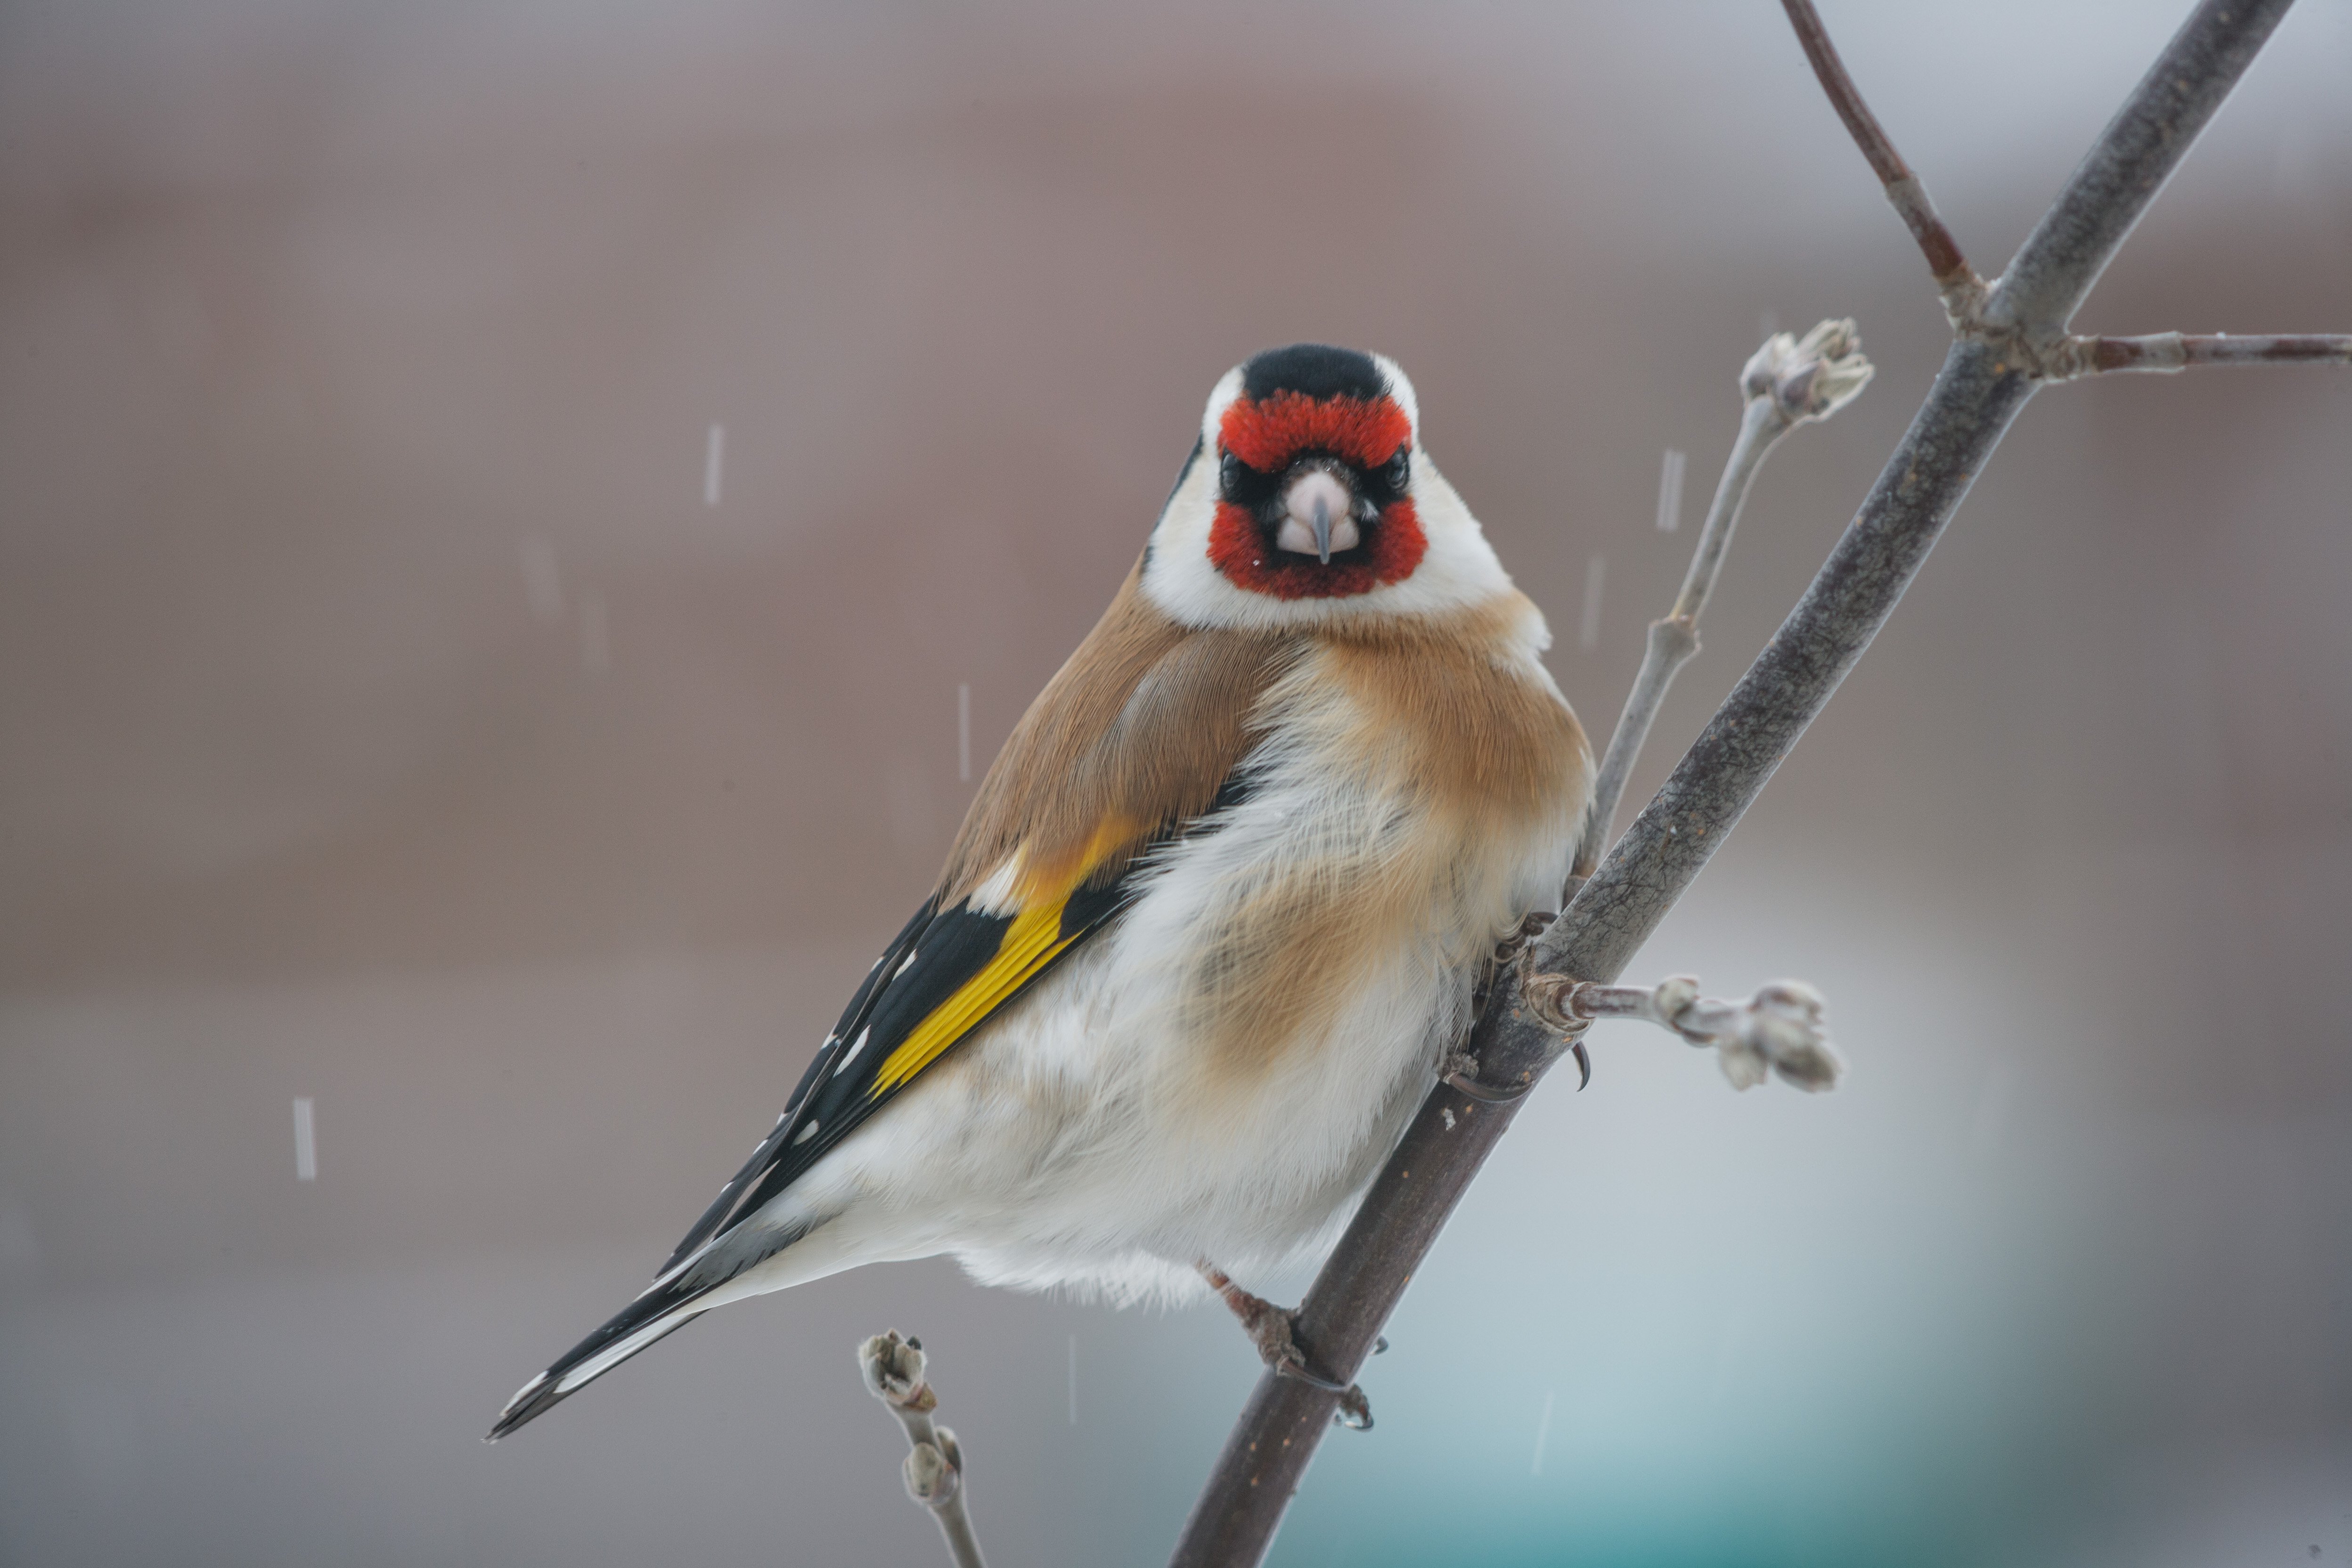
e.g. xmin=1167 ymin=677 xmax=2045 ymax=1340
xmin=1166 ymin=3 xmax=2300 ymax=1564
xmin=1573 ymin=320 xmax=1873 ymax=880
xmin=860 ymin=1331 xmax=988 ymax=1568
xmin=1984 ymin=0 xmax=2295 ymax=339
xmin=1778 ymin=0 xmax=1979 ymax=312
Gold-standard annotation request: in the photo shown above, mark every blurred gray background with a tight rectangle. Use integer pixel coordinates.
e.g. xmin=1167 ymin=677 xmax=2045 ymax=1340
xmin=2 ymin=1 xmax=2348 ymax=1564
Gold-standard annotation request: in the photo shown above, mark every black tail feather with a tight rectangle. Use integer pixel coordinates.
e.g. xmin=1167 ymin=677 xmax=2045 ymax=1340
xmin=484 ymin=1274 xmax=710 ymax=1441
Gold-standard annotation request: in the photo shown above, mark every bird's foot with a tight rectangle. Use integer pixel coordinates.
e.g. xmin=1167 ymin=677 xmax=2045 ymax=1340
xmin=1199 ymin=1265 xmax=1373 ymax=1430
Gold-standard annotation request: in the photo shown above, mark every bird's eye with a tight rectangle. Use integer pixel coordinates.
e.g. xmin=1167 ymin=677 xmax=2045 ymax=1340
xmin=1220 ymin=452 xmax=1246 ymax=498
xmin=1384 ymin=448 xmax=1411 ymax=494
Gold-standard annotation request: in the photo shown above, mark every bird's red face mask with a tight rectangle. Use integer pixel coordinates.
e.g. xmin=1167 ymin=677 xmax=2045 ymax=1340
xmin=1210 ymin=392 xmax=1426 ymax=599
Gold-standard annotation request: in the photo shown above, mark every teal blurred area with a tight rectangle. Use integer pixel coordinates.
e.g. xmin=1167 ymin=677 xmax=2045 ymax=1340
xmin=3 ymin=0 xmax=2350 ymax=1563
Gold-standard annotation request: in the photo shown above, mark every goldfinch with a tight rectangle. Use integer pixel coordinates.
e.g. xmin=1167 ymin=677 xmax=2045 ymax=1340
xmin=489 ymin=344 xmax=1592 ymax=1439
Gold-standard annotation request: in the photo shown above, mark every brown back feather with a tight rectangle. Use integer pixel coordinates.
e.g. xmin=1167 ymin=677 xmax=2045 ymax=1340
xmin=940 ymin=560 xmax=1296 ymax=905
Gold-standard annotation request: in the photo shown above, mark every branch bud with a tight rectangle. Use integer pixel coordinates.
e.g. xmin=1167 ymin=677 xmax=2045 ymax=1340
xmin=859 ymin=1330 xmax=937 ymax=1413
xmin=1716 ymin=1035 xmax=1772 ymax=1091
xmin=1701 ymin=978 xmax=1843 ymax=1092
xmin=1742 ymin=318 xmax=1875 ymax=425
xmin=904 ymin=1437 xmax=962 ymax=1507
xmin=1748 ymin=980 xmax=1842 ymax=1091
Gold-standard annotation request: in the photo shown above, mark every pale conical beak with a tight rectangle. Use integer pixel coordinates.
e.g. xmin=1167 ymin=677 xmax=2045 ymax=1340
xmin=1274 ymin=470 xmax=1361 ymax=561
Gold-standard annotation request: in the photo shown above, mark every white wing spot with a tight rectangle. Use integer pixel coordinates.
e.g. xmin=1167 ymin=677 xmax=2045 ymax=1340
xmin=833 ymin=1026 xmax=873 ymax=1075
xmin=792 ymin=1120 xmax=818 ymax=1145
xmin=970 ymin=856 xmax=1023 ymax=914
xmin=895 ymin=949 xmax=919 ymax=978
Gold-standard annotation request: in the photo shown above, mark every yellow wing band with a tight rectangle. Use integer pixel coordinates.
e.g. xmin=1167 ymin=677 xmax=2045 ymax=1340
xmin=868 ymin=818 xmax=1136 ymax=1097
xmin=868 ymin=897 xmax=1084 ymax=1095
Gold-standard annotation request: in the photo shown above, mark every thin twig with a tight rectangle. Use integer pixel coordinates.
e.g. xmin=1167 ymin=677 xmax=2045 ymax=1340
xmin=1165 ymin=4 xmax=2297 ymax=1564
xmin=1778 ymin=0 xmax=1978 ymax=307
xmin=1573 ymin=321 xmax=1873 ymax=878
xmin=1525 ymin=974 xmax=1844 ymax=1092
xmin=859 ymin=1331 xmax=988 ymax=1568
xmin=2058 ymin=332 xmax=2352 ymax=377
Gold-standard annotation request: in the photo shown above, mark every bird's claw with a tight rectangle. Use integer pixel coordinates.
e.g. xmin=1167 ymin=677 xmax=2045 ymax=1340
xmin=1331 ymin=1384 xmax=1373 ymax=1430
xmin=1202 ymin=1266 xmax=1374 ymax=1431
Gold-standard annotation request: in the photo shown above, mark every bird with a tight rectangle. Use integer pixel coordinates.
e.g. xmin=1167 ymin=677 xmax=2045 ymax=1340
xmin=488 ymin=343 xmax=1592 ymax=1439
